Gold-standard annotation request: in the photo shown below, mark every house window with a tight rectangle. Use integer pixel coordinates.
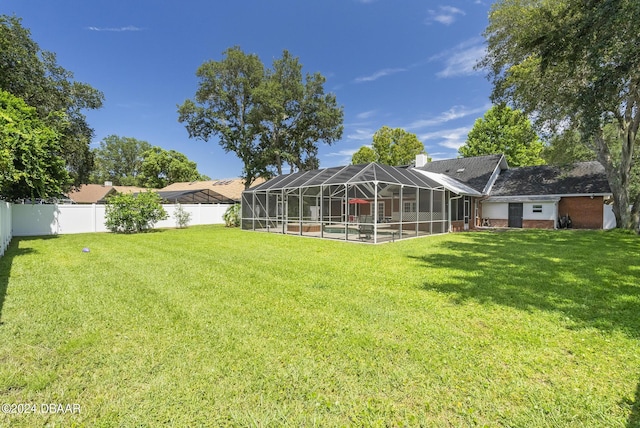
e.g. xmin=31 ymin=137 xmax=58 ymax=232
xmin=404 ymin=201 xmax=416 ymax=213
xmin=532 ymin=204 xmax=542 ymax=213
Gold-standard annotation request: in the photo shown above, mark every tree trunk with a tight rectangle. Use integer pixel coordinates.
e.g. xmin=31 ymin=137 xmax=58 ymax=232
xmin=631 ymin=193 xmax=640 ymax=233
xmin=594 ymin=130 xmax=635 ymax=230
xmin=275 ymin=152 xmax=282 ymax=176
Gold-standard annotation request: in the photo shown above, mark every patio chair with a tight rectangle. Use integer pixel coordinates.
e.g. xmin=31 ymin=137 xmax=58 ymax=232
xmin=358 ymin=215 xmax=374 ymax=240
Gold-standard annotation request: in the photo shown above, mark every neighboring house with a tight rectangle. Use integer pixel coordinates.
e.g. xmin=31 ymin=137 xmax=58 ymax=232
xmin=482 ymin=161 xmax=612 ymax=229
xmin=159 ymin=178 xmax=266 ymax=204
xmin=241 ymin=154 xmax=614 ymax=243
xmin=69 ymin=178 xmax=264 ymax=205
xmin=67 ymin=183 xmax=146 ymax=204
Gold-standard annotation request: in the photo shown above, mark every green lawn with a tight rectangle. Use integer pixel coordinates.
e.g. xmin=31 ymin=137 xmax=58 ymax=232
xmin=1 ymin=226 xmax=639 ymax=427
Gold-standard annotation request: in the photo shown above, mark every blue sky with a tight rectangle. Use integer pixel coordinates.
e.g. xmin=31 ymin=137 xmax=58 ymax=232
xmin=3 ymin=0 xmax=493 ymax=180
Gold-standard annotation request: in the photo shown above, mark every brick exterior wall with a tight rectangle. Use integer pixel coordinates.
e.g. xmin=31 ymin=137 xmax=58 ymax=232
xmin=558 ymin=196 xmax=603 ymax=229
xmin=488 ymin=219 xmax=508 ymax=228
xmin=450 ymin=220 xmax=465 ymax=232
xmin=522 ymin=219 xmax=555 ymax=229
xmin=450 ymin=220 xmax=479 ymax=232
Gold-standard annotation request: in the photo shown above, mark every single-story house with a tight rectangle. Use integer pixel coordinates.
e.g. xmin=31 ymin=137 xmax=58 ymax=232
xmin=67 ymin=183 xmax=146 ymax=204
xmin=240 ymin=154 xmax=614 ymax=243
xmin=481 ymin=161 xmax=613 ymax=229
xmin=69 ymin=178 xmax=264 ymax=205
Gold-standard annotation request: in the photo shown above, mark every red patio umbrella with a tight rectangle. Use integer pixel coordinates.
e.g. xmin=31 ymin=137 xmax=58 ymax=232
xmin=348 ymin=198 xmax=370 ymax=221
xmin=348 ymin=198 xmax=370 ymax=204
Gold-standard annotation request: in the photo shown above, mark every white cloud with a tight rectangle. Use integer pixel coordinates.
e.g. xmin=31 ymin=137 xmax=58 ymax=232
xmin=408 ymin=104 xmax=489 ymax=129
xmin=356 ymin=110 xmax=377 ymax=120
xmin=354 ymin=68 xmax=406 ymax=83
xmin=325 ymin=148 xmax=362 ymax=166
xmin=426 ymin=6 xmax=465 ymax=25
xmin=326 ymin=148 xmax=361 ymax=158
xmin=433 ymin=38 xmax=486 ymax=78
xmin=86 ymin=25 xmax=144 ymax=32
xmin=420 ymin=126 xmax=471 ymax=150
xmin=345 ymin=128 xmax=375 ymax=141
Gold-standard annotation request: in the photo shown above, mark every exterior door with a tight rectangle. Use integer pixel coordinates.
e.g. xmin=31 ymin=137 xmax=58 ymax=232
xmin=508 ymin=203 xmax=523 ymax=228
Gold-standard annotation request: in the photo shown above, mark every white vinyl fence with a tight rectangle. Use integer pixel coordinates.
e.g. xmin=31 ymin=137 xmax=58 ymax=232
xmin=0 ymin=201 xmax=11 ymax=256
xmin=8 ymin=203 xmax=231 ymax=237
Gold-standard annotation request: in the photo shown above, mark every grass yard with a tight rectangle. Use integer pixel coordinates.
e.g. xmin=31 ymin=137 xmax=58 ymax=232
xmin=0 ymin=226 xmax=639 ymax=427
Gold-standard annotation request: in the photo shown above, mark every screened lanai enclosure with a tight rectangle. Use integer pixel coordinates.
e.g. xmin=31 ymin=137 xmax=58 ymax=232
xmin=241 ymin=163 xmax=452 ymax=243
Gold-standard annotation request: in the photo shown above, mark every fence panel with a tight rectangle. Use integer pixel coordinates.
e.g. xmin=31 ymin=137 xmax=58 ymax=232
xmin=0 ymin=201 xmax=12 ymax=256
xmin=11 ymin=204 xmax=58 ymax=236
xmin=157 ymin=204 xmax=230 ymax=229
xmin=10 ymin=203 xmax=231 ymax=237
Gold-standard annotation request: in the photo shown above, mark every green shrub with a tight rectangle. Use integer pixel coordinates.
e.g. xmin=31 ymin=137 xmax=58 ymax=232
xmin=173 ymin=203 xmax=192 ymax=228
xmin=105 ymin=191 xmax=168 ymax=233
xmin=223 ymin=204 xmax=241 ymax=227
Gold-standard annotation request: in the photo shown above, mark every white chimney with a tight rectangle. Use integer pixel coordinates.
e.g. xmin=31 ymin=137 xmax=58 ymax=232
xmin=104 ymin=181 xmax=113 ymax=187
xmin=415 ymin=153 xmax=428 ymax=168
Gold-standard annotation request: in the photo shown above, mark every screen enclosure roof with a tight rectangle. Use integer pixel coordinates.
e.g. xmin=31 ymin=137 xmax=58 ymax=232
xmin=246 ymin=163 xmax=444 ymax=193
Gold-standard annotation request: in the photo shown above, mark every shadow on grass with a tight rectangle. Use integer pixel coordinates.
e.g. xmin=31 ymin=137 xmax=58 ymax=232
xmin=629 ymin=380 xmax=640 ymax=428
xmin=411 ymin=229 xmax=640 ymax=425
xmin=0 ymin=237 xmax=45 ymax=323
xmin=410 ymin=229 xmax=640 ymax=338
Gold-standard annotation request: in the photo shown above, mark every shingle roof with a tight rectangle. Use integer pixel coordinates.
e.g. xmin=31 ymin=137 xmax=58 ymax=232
xmin=415 ymin=154 xmax=507 ymax=193
xmin=112 ymin=186 xmax=147 ymax=194
xmin=489 ymin=161 xmax=611 ymax=196
xmin=67 ymin=184 xmax=146 ymax=204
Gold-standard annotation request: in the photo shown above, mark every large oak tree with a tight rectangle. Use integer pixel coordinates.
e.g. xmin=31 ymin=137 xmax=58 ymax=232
xmin=178 ymin=47 xmax=343 ymax=187
xmin=256 ymin=50 xmax=343 ymax=175
xmin=480 ymin=0 xmax=640 ymax=230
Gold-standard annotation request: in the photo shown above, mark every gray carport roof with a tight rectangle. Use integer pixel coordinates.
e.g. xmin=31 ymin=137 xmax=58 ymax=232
xmin=155 ymin=189 xmax=237 ymax=204
xmin=246 ymin=163 xmax=444 ymax=193
xmin=99 ymin=189 xmax=238 ymax=204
